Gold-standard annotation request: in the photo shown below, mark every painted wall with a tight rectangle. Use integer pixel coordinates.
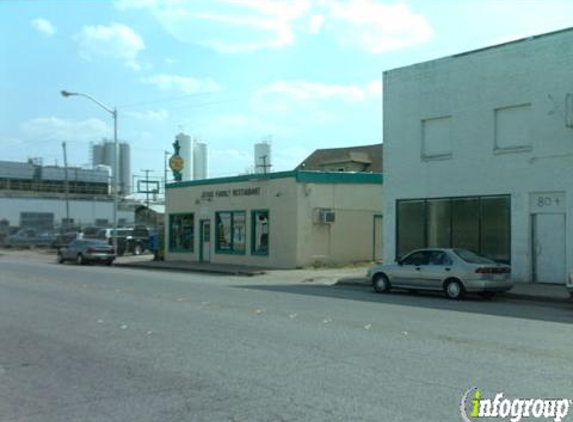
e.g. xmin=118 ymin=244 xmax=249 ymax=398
xmin=0 ymin=196 xmax=134 ymax=227
xmin=383 ymin=29 xmax=573 ymax=283
xmin=295 ymin=182 xmax=383 ymax=266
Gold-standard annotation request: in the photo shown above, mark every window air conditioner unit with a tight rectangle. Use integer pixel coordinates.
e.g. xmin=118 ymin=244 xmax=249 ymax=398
xmin=318 ymin=208 xmax=336 ymax=224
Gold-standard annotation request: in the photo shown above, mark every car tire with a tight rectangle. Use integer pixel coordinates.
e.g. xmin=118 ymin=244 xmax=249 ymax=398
xmin=372 ymin=273 xmax=391 ymax=293
xmin=57 ymin=253 xmax=64 ymax=264
xmin=444 ymin=279 xmax=465 ymax=300
xmin=479 ymin=291 xmax=496 ymax=300
xmin=105 ymin=260 xmax=114 ymax=266
xmin=133 ymin=244 xmax=142 ymax=256
xmin=76 ymin=254 xmax=85 ymax=265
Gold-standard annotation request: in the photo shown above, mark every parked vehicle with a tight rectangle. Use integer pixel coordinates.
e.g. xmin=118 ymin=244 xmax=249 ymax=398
xmin=3 ymin=229 xmax=57 ymax=248
xmin=57 ymin=239 xmax=116 ymax=265
xmin=51 ymin=231 xmax=80 ymax=249
xmin=367 ymin=248 xmax=513 ymax=300
xmin=96 ymin=226 xmax=152 ymax=256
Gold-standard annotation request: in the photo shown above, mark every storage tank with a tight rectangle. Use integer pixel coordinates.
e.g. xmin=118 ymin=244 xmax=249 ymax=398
xmin=103 ymin=141 xmax=115 ymax=170
xmin=176 ymin=132 xmax=192 ymax=181
xmin=254 ymin=141 xmax=272 ymax=174
xmin=193 ymin=140 xmax=208 ymax=180
xmin=95 ymin=164 xmax=112 ymax=194
xmin=92 ymin=143 xmax=104 ymax=166
xmin=119 ymin=142 xmax=131 ymax=195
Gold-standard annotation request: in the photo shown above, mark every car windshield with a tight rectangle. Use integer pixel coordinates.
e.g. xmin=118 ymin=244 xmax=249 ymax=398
xmin=453 ymin=249 xmax=495 ymax=264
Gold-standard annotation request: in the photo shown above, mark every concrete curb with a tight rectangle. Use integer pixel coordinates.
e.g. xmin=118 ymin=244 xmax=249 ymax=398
xmin=113 ymin=261 xmax=265 ymax=277
xmin=333 ymin=278 xmax=572 ymax=305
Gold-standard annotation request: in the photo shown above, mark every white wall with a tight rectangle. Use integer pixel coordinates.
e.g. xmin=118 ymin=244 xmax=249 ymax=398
xmin=0 ymin=197 xmax=134 ymax=227
xmin=383 ymin=29 xmax=573 ymax=282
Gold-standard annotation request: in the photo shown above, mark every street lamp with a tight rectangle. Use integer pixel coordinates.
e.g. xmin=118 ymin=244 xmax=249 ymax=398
xmin=60 ymin=90 xmax=119 ymax=253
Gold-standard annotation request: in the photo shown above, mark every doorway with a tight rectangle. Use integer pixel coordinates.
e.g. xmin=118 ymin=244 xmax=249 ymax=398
xmin=200 ymin=219 xmax=211 ymax=263
xmin=532 ymin=213 xmax=566 ymax=284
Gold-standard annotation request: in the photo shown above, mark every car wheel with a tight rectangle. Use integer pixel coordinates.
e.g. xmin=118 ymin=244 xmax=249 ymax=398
xmin=444 ymin=279 xmax=465 ymax=300
xmin=105 ymin=259 xmax=114 ymax=266
xmin=372 ymin=273 xmax=391 ymax=293
xmin=76 ymin=254 xmax=85 ymax=265
xmin=57 ymin=253 xmax=64 ymax=264
xmin=133 ymin=244 xmax=142 ymax=255
xmin=479 ymin=291 xmax=496 ymax=300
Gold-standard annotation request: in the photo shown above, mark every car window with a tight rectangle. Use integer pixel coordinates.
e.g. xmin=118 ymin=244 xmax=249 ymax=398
xmin=402 ymin=251 xmax=428 ymax=266
xmin=453 ymin=249 xmax=495 ymax=264
xmin=427 ymin=251 xmax=452 ymax=266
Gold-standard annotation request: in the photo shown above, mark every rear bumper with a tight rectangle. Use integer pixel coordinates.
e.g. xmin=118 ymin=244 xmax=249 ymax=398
xmin=464 ymin=278 xmax=514 ymax=293
xmin=84 ymin=253 xmax=116 ymax=262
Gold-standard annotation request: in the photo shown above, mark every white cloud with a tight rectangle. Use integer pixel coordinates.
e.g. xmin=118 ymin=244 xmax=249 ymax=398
xmin=125 ymin=109 xmax=169 ymax=121
xmin=21 ymin=116 xmax=111 ymax=143
xmin=325 ymin=0 xmax=432 ymax=53
xmin=141 ymin=74 xmax=222 ymax=94
xmin=308 ymin=14 xmax=325 ymax=34
xmin=117 ymin=0 xmax=311 ymax=53
xmin=31 ymin=18 xmax=56 ymax=36
xmin=251 ymin=80 xmax=381 ymax=112
xmin=75 ymin=23 xmax=145 ymax=71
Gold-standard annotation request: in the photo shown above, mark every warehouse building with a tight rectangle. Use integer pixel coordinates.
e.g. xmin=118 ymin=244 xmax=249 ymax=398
xmin=165 ymin=170 xmax=383 ymax=268
xmin=383 ymin=27 xmax=573 ymax=284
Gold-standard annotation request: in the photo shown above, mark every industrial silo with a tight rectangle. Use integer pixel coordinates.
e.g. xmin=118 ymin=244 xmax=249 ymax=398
xmin=103 ymin=141 xmax=115 ymax=170
xmin=92 ymin=143 xmax=104 ymax=166
xmin=176 ymin=133 xmax=192 ymax=181
xmin=193 ymin=140 xmax=208 ymax=180
xmin=119 ymin=142 xmax=131 ymax=196
xmin=254 ymin=140 xmax=272 ymax=174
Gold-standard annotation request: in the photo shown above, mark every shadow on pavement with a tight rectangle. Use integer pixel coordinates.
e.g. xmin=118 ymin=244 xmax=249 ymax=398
xmin=235 ymin=283 xmax=573 ymax=324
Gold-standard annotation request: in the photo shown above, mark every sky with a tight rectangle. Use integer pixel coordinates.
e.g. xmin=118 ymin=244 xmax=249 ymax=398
xmin=1 ymin=0 xmax=573 ymax=185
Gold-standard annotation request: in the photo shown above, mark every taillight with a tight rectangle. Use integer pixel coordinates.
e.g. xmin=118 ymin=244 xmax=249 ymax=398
xmin=475 ymin=267 xmax=510 ymax=274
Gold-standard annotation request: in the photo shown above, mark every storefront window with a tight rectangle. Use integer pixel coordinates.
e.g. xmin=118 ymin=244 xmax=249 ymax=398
xmin=396 ymin=195 xmax=510 ymax=263
xmin=251 ymin=210 xmax=269 ymax=255
xmin=169 ymin=214 xmax=194 ymax=252
xmin=216 ymin=211 xmax=246 ymax=254
xmin=397 ymin=200 xmax=425 ymax=258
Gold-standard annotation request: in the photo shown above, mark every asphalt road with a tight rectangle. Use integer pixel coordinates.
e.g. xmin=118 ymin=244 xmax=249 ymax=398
xmin=1 ymin=255 xmax=572 ymax=422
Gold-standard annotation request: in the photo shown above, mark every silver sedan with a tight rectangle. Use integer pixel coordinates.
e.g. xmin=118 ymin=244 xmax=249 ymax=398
xmin=367 ymin=248 xmax=513 ymax=300
xmin=57 ymin=239 xmax=116 ymax=266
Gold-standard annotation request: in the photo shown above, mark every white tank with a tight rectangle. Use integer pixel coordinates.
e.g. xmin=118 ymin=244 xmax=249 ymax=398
xmin=254 ymin=141 xmax=271 ymax=174
xmin=193 ymin=140 xmax=208 ymax=180
xmin=92 ymin=143 xmax=104 ymax=166
xmin=176 ymin=133 xmax=192 ymax=181
xmin=119 ymin=142 xmax=131 ymax=195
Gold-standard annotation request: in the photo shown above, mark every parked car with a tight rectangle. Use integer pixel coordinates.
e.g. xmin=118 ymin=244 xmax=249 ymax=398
xmin=3 ymin=228 xmax=56 ymax=248
xmin=57 ymin=239 xmax=116 ymax=265
xmin=51 ymin=231 xmax=80 ymax=249
xmin=96 ymin=226 xmax=151 ymax=256
xmin=367 ymin=248 xmax=513 ymax=300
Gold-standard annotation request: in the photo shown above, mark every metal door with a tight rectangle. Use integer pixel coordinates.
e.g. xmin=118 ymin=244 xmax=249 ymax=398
xmin=200 ymin=220 xmax=211 ymax=263
xmin=532 ymin=214 xmax=566 ymax=284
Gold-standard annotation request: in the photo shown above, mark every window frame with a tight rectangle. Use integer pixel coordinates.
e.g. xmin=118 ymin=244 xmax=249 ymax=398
xmin=215 ymin=210 xmax=247 ymax=255
xmin=251 ymin=210 xmax=269 ymax=256
xmin=168 ymin=213 xmax=195 ymax=253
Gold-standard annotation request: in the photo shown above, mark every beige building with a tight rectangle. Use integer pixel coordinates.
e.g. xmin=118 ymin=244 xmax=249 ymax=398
xmin=165 ymin=170 xmax=383 ymax=268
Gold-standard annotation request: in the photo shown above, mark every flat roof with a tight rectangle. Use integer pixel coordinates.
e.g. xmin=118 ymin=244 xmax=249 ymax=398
xmin=384 ymin=26 xmax=573 ymax=75
xmin=166 ymin=170 xmax=383 ymax=189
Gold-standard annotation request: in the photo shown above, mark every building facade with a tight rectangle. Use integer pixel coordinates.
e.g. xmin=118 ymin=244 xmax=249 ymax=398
xmin=166 ymin=171 xmax=383 ymax=268
xmin=383 ymin=28 xmax=573 ymax=284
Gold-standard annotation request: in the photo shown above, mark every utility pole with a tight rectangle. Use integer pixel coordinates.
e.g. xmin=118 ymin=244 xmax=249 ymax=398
xmin=164 ymin=150 xmax=170 ymax=200
xmin=62 ymin=142 xmax=70 ymax=231
xmin=141 ymin=169 xmax=153 ymax=210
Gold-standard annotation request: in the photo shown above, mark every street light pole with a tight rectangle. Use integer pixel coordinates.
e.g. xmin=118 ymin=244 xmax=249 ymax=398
xmin=61 ymin=90 xmax=119 ymax=253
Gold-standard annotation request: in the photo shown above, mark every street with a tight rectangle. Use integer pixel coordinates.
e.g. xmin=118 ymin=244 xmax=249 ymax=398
xmin=1 ymin=255 xmax=572 ymax=422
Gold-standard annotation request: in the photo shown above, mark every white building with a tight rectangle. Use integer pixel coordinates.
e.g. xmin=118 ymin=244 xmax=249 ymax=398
xmin=193 ymin=139 xmax=208 ymax=180
xmin=383 ymin=27 xmax=573 ymax=285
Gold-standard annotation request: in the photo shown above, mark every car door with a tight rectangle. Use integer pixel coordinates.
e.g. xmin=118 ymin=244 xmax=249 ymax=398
xmin=421 ymin=251 xmax=453 ymax=289
xmin=394 ymin=251 xmax=429 ymax=288
xmin=64 ymin=240 xmax=81 ymax=259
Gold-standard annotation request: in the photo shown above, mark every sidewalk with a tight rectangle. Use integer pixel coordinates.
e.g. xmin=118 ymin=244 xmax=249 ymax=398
xmin=114 ymin=255 xmax=572 ymax=304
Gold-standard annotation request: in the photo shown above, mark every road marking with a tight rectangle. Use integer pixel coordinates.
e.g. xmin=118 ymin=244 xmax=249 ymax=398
xmin=289 ymin=313 xmax=298 ymax=319
xmin=323 ymin=318 xmax=332 ymax=324
xmin=364 ymin=324 xmax=372 ymax=330
xmin=120 ymin=325 xmax=128 ymax=330
xmin=255 ymin=308 xmax=266 ymax=314
xmin=97 ymin=319 xmax=104 ymax=324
